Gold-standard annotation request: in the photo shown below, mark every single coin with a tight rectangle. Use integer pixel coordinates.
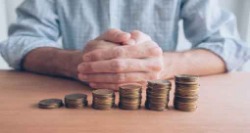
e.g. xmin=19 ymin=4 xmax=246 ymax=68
xmin=175 ymin=74 xmax=199 ymax=82
xmin=148 ymin=80 xmax=172 ymax=88
xmin=92 ymin=89 xmax=114 ymax=97
xmin=119 ymin=85 xmax=142 ymax=92
xmin=38 ymin=99 xmax=63 ymax=109
xmin=65 ymin=93 xmax=87 ymax=101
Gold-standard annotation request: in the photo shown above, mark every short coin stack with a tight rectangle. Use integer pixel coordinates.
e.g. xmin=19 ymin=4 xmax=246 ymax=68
xmin=92 ymin=89 xmax=115 ymax=110
xmin=119 ymin=85 xmax=142 ymax=110
xmin=64 ymin=93 xmax=88 ymax=108
xmin=145 ymin=80 xmax=172 ymax=111
xmin=174 ymin=75 xmax=199 ymax=112
xmin=38 ymin=99 xmax=63 ymax=109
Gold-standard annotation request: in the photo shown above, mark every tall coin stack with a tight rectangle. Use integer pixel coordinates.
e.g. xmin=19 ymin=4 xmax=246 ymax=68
xmin=119 ymin=85 xmax=142 ymax=110
xmin=64 ymin=94 xmax=88 ymax=108
xmin=174 ymin=75 xmax=199 ymax=112
xmin=92 ymin=89 xmax=115 ymax=110
xmin=145 ymin=80 xmax=172 ymax=111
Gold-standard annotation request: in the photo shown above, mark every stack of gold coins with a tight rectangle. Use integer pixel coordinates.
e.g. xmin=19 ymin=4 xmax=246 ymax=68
xmin=64 ymin=93 xmax=88 ymax=108
xmin=92 ymin=89 xmax=115 ymax=110
xmin=38 ymin=99 xmax=63 ymax=109
xmin=119 ymin=85 xmax=142 ymax=110
xmin=145 ymin=80 xmax=172 ymax=111
xmin=174 ymin=74 xmax=199 ymax=112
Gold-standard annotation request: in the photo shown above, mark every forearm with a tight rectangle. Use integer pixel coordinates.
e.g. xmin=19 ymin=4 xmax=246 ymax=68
xmin=162 ymin=49 xmax=226 ymax=79
xmin=22 ymin=47 xmax=82 ymax=79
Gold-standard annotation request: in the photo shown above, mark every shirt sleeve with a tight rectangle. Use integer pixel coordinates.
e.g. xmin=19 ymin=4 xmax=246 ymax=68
xmin=180 ymin=0 xmax=250 ymax=72
xmin=0 ymin=0 xmax=61 ymax=69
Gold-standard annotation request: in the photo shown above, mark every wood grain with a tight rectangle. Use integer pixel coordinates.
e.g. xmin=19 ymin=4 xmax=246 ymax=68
xmin=0 ymin=70 xmax=250 ymax=133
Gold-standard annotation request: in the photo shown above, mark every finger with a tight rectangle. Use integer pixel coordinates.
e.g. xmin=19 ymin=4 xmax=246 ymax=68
xmin=89 ymin=81 xmax=147 ymax=91
xmin=83 ymin=40 xmax=119 ymax=53
xmin=83 ymin=41 xmax=163 ymax=62
xmin=78 ymin=72 xmax=159 ymax=83
xmin=96 ymin=28 xmax=131 ymax=43
xmin=122 ymin=39 xmax=136 ymax=45
xmin=130 ymin=30 xmax=152 ymax=44
xmin=78 ymin=58 xmax=163 ymax=73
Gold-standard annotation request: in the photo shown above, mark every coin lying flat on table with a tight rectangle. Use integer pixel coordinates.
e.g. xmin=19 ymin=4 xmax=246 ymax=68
xmin=174 ymin=74 xmax=199 ymax=112
xmin=38 ymin=99 xmax=63 ymax=109
xmin=65 ymin=93 xmax=88 ymax=109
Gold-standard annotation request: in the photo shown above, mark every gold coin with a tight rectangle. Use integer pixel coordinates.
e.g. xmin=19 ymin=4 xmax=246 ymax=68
xmin=92 ymin=89 xmax=114 ymax=97
xmin=175 ymin=74 xmax=199 ymax=82
xmin=38 ymin=99 xmax=63 ymax=109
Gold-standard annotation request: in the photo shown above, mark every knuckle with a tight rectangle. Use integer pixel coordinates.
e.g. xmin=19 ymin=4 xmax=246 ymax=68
xmin=150 ymin=58 xmax=164 ymax=71
xmin=150 ymin=46 xmax=163 ymax=56
xmin=111 ymin=59 xmax=124 ymax=72
xmin=144 ymin=41 xmax=162 ymax=56
xmin=112 ymin=47 xmax=124 ymax=58
xmin=91 ymin=51 xmax=102 ymax=60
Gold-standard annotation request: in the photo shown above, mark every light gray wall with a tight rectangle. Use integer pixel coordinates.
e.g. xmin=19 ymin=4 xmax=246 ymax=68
xmin=0 ymin=0 xmax=9 ymax=69
xmin=0 ymin=0 xmax=7 ymax=41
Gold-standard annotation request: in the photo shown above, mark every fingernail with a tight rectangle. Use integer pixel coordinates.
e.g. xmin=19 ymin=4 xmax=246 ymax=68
xmin=118 ymin=32 xmax=130 ymax=41
xmin=124 ymin=39 xmax=136 ymax=45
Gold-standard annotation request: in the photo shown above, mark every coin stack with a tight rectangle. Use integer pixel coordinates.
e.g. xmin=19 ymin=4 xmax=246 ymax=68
xmin=64 ymin=93 xmax=88 ymax=108
xmin=119 ymin=85 xmax=142 ymax=110
xmin=174 ymin=75 xmax=199 ymax=112
xmin=145 ymin=80 xmax=172 ymax=111
xmin=92 ymin=89 xmax=115 ymax=110
xmin=38 ymin=99 xmax=63 ymax=109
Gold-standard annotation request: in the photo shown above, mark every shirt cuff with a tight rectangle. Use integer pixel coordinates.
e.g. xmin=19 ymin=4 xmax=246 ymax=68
xmin=194 ymin=41 xmax=250 ymax=72
xmin=0 ymin=36 xmax=61 ymax=70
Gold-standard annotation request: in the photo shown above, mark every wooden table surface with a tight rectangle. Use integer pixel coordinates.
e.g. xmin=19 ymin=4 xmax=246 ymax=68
xmin=0 ymin=70 xmax=250 ymax=133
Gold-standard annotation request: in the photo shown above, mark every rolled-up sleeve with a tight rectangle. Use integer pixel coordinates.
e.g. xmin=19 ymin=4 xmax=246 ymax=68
xmin=180 ymin=0 xmax=250 ymax=71
xmin=0 ymin=0 xmax=61 ymax=69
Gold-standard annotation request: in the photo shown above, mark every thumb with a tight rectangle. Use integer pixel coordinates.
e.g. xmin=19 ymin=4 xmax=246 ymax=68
xmin=96 ymin=28 xmax=131 ymax=43
xmin=130 ymin=30 xmax=152 ymax=44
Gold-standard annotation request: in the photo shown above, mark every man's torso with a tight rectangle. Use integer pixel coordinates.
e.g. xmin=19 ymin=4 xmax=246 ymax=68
xmin=56 ymin=0 xmax=182 ymax=51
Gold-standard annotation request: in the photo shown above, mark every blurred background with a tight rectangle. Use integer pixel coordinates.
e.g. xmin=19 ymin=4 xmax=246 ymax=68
xmin=0 ymin=0 xmax=249 ymax=70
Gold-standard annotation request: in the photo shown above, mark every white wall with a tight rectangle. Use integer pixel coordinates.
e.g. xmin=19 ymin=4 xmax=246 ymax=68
xmin=0 ymin=0 xmax=7 ymax=41
xmin=0 ymin=0 xmax=10 ymax=69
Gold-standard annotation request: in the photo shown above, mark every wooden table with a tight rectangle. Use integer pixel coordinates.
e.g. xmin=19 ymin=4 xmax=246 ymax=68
xmin=0 ymin=70 xmax=249 ymax=133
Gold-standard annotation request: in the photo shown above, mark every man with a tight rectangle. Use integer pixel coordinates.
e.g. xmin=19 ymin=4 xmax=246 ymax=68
xmin=0 ymin=0 xmax=249 ymax=90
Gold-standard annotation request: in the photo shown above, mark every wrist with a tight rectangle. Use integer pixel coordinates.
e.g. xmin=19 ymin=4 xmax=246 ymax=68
xmin=54 ymin=50 xmax=83 ymax=79
xmin=161 ymin=52 xmax=185 ymax=79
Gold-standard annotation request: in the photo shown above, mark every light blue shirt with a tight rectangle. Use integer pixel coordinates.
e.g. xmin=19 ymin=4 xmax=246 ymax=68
xmin=0 ymin=0 xmax=250 ymax=71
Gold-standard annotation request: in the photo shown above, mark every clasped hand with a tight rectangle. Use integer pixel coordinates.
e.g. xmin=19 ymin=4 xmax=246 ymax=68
xmin=77 ymin=29 xmax=164 ymax=90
